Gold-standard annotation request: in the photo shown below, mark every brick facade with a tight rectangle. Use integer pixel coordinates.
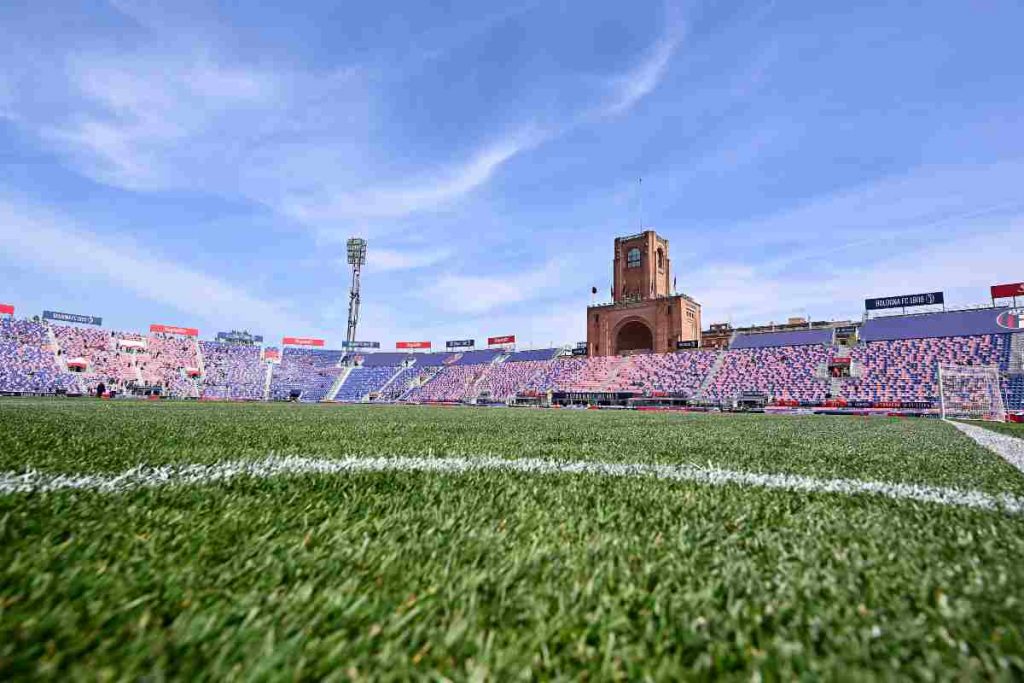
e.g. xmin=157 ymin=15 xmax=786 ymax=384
xmin=586 ymin=230 xmax=702 ymax=356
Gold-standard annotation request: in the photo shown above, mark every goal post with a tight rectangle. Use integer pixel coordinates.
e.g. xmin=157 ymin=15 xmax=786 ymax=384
xmin=938 ymin=364 xmax=1007 ymax=422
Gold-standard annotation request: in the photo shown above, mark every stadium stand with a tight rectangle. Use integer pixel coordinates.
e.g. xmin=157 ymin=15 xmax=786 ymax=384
xmin=860 ymin=308 xmax=1011 ymax=341
xmin=405 ymin=364 xmax=487 ymax=402
xmin=143 ymin=334 xmax=201 ymax=398
xmin=1005 ymin=374 xmax=1024 ymax=411
xmin=355 ymin=353 xmax=411 ymax=367
xmin=381 ymin=365 xmax=441 ymax=401
xmin=0 ymin=320 xmax=78 ymax=393
xmin=199 ymin=341 xmax=265 ymax=400
xmin=2 ymin=302 xmax=1021 ymax=413
xmin=335 ymin=365 xmax=399 ymax=401
xmin=731 ymin=328 xmax=833 ymax=349
xmin=606 ymin=351 xmax=719 ymax=395
xmin=450 ymin=349 xmax=502 ymax=366
xmin=52 ymin=325 xmax=144 ymax=391
xmin=522 ymin=357 xmax=588 ymax=393
xmin=475 ymin=359 xmax=553 ymax=401
xmin=842 ymin=335 xmax=1009 ymax=404
xmin=408 ymin=352 xmax=456 ymax=366
xmin=703 ymin=345 xmax=830 ymax=403
xmin=270 ymin=348 xmax=344 ymax=402
xmin=505 ymin=348 xmax=560 ymax=362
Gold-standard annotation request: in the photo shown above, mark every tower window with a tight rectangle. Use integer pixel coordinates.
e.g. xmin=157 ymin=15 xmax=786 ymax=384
xmin=626 ymin=247 xmax=641 ymax=269
xmin=656 ymin=248 xmax=664 ymax=271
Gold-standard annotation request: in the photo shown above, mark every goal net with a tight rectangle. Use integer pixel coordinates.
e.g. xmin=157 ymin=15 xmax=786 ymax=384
xmin=938 ymin=364 xmax=1006 ymax=422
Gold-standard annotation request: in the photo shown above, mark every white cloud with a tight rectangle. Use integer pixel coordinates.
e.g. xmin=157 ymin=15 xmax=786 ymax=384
xmin=284 ymin=131 xmax=541 ymax=225
xmin=42 ymin=52 xmax=281 ymax=191
xmin=688 ymin=220 xmax=1024 ymax=326
xmin=427 ymin=261 xmax=563 ymax=315
xmin=600 ymin=27 xmax=682 ymax=117
xmin=365 ymin=248 xmax=452 ymax=273
xmin=0 ymin=198 xmax=314 ymax=334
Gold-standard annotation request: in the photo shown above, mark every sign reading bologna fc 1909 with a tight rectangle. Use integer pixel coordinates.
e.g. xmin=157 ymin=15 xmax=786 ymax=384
xmin=151 ymin=324 xmax=199 ymax=336
xmin=991 ymin=282 xmax=1024 ymax=299
xmin=487 ymin=335 xmax=516 ymax=345
xmin=997 ymin=309 xmax=1024 ymax=330
xmin=676 ymin=340 xmax=699 ymax=350
xmin=341 ymin=341 xmax=380 ymax=349
xmin=864 ymin=291 xmax=944 ymax=311
xmin=446 ymin=339 xmax=475 ymax=349
xmin=44 ymin=310 xmax=104 ymax=326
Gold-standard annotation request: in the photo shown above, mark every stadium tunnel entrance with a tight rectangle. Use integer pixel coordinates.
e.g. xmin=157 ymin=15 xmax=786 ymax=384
xmin=615 ymin=320 xmax=654 ymax=355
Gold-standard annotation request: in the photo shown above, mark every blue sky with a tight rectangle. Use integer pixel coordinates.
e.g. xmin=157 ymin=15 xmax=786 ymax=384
xmin=1 ymin=0 xmax=1022 ymax=348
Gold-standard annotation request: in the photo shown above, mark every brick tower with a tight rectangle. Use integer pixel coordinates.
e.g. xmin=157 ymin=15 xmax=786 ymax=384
xmin=586 ymin=230 xmax=701 ymax=356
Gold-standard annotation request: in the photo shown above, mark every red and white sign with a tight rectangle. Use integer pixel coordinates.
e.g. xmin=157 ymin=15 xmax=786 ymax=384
xmin=997 ymin=309 xmax=1024 ymax=330
xmin=282 ymin=337 xmax=325 ymax=347
xmin=396 ymin=341 xmax=431 ymax=350
xmin=991 ymin=282 xmax=1024 ymax=299
xmin=488 ymin=335 xmax=516 ymax=346
xmin=150 ymin=324 xmax=199 ymax=336
xmin=0 ymin=303 xmax=13 ymax=315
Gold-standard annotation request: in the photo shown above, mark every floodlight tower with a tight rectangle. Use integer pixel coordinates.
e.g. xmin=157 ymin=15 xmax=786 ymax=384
xmin=346 ymin=238 xmax=367 ymax=347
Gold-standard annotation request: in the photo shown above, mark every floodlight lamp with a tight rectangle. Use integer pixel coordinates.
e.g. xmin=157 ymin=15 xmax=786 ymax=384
xmin=346 ymin=238 xmax=367 ymax=265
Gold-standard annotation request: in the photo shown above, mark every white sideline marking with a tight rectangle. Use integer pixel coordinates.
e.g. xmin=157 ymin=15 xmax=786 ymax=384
xmin=2 ymin=455 xmax=1024 ymax=515
xmin=948 ymin=420 xmax=1024 ymax=474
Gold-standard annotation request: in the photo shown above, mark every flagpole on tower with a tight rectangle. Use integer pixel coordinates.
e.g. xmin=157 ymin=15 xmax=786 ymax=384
xmin=638 ymin=176 xmax=643 ymax=231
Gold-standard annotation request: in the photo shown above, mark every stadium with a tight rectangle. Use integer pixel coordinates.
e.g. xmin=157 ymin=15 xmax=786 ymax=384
xmin=3 ymin=1 xmax=1024 ymax=679
xmin=3 ymin=229 xmax=1024 ymax=678
xmin=2 ymin=231 xmax=1022 ymax=419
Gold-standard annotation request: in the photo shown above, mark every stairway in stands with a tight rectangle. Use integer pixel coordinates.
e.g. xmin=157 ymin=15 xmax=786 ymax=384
xmin=399 ymin=365 xmax=443 ymax=401
xmin=44 ymin=323 xmax=65 ymax=372
xmin=193 ymin=338 xmax=206 ymax=378
xmin=695 ymin=351 xmax=727 ymax=400
xmin=467 ymin=355 xmax=507 ymax=402
xmin=262 ymin=363 xmax=274 ymax=401
xmin=375 ymin=365 xmax=411 ymax=401
xmin=599 ymin=356 xmax=633 ymax=392
xmin=324 ymin=366 xmax=354 ymax=401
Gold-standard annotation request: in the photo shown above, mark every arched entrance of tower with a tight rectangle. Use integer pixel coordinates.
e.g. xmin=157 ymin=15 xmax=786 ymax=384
xmin=614 ymin=320 xmax=654 ymax=355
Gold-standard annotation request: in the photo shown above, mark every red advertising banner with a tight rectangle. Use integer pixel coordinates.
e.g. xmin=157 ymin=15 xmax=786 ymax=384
xmin=396 ymin=341 xmax=431 ymax=350
xmin=487 ymin=335 xmax=516 ymax=345
xmin=150 ymin=324 xmax=199 ymax=337
xmin=282 ymin=337 xmax=325 ymax=347
xmin=264 ymin=349 xmax=281 ymax=361
xmin=0 ymin=303 xmax=13 ymax=315
xmin=991 ymin=282 xmax=1024 ymax=299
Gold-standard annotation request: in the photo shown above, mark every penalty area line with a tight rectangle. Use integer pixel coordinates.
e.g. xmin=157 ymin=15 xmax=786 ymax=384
xmin=2 ymin=455 xmax=1024 ymax=516
xmin=947 ymin=420 xmax=1024 ymax=475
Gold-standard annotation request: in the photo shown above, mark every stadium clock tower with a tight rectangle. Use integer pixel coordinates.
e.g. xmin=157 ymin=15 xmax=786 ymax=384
xmin=586 ymin=230 xmax=702 ymax=356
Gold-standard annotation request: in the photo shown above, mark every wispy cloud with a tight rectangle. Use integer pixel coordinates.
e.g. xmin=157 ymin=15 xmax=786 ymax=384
xmin=426 ymin=261 xmax=563 ymax=315
xmin=365 ymin=247 xmax=452 ymax=273
xmin=688 ymin=213 xmax=1024 ymax=326
xmin=283 ymin=130 xmax=541 ymax=226
xmin=41 ymin=52 xmax=280 ymax=191
xmin=601 ymin=32 xmax=681 ymax=117
xmin=0 ymin=197 xmax=314 ymax=334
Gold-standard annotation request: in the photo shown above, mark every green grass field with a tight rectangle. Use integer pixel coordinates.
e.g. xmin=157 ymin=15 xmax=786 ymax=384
xmin=2 ymin=399 xmax=1024 ymax=679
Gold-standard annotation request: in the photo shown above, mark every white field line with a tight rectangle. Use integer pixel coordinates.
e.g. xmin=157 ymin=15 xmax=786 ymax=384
xmin=948 ymin=420 xmax=1024 ymax=474
xmin=2 ymin=455 xmax=1024 ymax=515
